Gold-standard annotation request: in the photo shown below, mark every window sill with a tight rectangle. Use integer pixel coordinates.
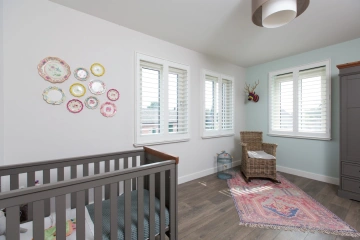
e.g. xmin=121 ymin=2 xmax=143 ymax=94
xmin=267 ymin=133 xmax=331 ymax=141
xmin=133 ymin=138 xmax=190 ymax=147
xmin=202 ymin=134 xmax=235 ymax=139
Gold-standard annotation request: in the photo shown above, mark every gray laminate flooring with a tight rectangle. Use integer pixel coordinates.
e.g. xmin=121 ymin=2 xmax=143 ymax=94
xmin=177 ymin=168 xmax=360 ymax=240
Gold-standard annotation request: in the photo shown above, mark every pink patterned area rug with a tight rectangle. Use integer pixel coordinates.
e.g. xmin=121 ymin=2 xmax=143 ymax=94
xmin=227 ymin=172 xmax=360 ymax=238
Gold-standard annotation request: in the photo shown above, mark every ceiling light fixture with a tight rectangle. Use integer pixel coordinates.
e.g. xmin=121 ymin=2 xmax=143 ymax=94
xmin=252 ymin=0 xmax=310 ymax=28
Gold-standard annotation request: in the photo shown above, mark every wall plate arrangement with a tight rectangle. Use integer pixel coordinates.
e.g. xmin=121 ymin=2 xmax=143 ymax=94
xmin=38 ymin=57 xmax=71 ymax=83
xmin=70 ymin=83 xmax=86 ymax=97
xmin=42 ymin=86 xmax=66 ymax=105
xmin=89 ymin=79 xmax=106 ymax=95
xmin=84 ymin=96 xmax=99 ymax=109
xmin=100 ymin=102 xmax=117 ymax=117
xmin=74 ymin=67 xmax=90 ymax=81
xmin=107 ymin=89 xmax=120 ymax=101
xmin=67 ymin=99 xmax=83 ymax=113
xmin=90 ymin=63 xmax=105 ymax=77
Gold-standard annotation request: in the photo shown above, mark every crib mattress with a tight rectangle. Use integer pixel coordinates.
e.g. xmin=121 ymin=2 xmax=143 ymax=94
xmin=86 ymin=189 xmax=170 ymax=240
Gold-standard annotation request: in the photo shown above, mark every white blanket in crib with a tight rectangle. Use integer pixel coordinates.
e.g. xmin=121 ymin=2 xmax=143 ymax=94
xmin=0 ymin=207 xmax=95 ymax=240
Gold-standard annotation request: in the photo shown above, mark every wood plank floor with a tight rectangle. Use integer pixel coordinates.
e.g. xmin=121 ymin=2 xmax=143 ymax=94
xmin=177 ymin=168 xmax=360 ymax=240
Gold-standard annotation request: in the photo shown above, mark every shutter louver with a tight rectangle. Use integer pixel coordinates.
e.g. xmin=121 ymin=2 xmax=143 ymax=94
xmin=139 ymin=60 xmax=163 ymax=136
xmin=222 ymin=79 xmax=233 ymax=130
xmin=270 ymin=73 xmax=294 ymax=131
xmin=298 ymin=66 xmax=327 ymax=133
xmin=168 ymin=67 xmax=189 ymax=134
xmin=204 ymin=75 xmax=220 ymax=131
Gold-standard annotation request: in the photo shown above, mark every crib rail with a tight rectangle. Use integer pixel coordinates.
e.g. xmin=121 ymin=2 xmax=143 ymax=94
xmin=0 ymin=160 xmax=177 ymax=240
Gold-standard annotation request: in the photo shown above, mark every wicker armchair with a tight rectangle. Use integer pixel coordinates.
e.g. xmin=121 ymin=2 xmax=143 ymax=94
xmin=240 ymin=131 xmax=279 ymax=183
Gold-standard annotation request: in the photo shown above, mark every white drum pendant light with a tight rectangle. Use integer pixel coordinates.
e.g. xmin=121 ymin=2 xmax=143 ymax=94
xmin=252 ymin=0 xmax=310 ymax=28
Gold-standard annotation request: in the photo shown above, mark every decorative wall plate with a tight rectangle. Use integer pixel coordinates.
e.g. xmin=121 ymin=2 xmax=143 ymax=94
xmin=90 ymin=63 xmax=105 ymax=77
xmin=42 ymin=86 xmax=66 ymax=105
xmin=107 ymin=89 xmax=120 ymax=101
xmin=67 ymin=99 xmax=83 ymax=113
xmin=70 ymin=83 xmax=86 ymax=97
xmin=100 ymin=102 xmax=117 ymax=117
xmin=84 ymin=96 xmax=99 ymax=109
xmin=89 ymin=80 xmax=106 ymax=95
xmin=74 ymin=67 xmax=90 ymax=81
xmin=38 ymin=57 xmax=71 ymax=83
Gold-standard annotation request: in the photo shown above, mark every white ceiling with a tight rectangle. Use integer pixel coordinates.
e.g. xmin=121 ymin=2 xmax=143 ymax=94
xmin=50 ymin=0 xmax=360 ymax=67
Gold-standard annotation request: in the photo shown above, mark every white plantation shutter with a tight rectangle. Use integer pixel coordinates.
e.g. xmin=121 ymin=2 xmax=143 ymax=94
xmin=204 ymin=75 xmax=220 ymax=131
xmin=222 ymin=79 xmax=233 ymax=130
xmin=203 ymin=71 xmax=234 ymax=138
xmin=270 ymin=73 xmax=294 ymax=132
xmin=268 ymin=60 xmax=331 ymax=140
xmin=135 ymin=53 xmax=190 ymax=146
xmin=298 ymin=66 xmax=327 ymax=133
xmin=139 ymin=60 xmax=163 ymax=136
xmin=168 ymin=67 xmax=189 ymax=134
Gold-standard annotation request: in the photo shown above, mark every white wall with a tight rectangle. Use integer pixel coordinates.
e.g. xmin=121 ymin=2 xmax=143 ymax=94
xmin=2 ymin=0 xmax=245 ymax=183
xmin=0 ymin=0 xmax=4 ymax=166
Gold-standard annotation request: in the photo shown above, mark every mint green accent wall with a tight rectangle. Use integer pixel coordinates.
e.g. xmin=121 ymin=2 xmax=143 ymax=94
xmin=245 ymin=38 xmax=360 ymax=178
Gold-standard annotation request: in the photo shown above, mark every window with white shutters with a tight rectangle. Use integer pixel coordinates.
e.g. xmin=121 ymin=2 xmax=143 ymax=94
xmin=268 ymin=60 xmax=331 ymax=140
xmin=222 ymin=79 xmax=234 ymax=130
xmin=202 ymin=70 xmax=234 ymax=138
xmin=135 ymin=53 xmax=190 ymax=146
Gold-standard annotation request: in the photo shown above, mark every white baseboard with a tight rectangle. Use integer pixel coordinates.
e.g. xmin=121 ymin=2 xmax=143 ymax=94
xmin=178 ymin=160 xmax=241 ymax=184
xmin=277 ymin=165 xmax=339 ymax=185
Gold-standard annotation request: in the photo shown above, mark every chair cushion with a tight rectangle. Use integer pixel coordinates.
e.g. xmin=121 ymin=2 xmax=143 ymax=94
xmin=248 ymin=151 xmax=275 ymax=160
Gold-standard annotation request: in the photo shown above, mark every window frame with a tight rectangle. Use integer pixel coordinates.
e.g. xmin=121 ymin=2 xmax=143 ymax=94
xmin=134 ymin=53 xmax=190 ymax=147
xmin=201 ymin=69 xmax=235 ymax=139
xmin=268 ymin=59 xmax=331 ymax=140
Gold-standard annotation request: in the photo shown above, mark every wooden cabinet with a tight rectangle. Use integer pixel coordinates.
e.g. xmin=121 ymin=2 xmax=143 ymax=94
xmin=338 ymin=61 xmax=360 ymax=201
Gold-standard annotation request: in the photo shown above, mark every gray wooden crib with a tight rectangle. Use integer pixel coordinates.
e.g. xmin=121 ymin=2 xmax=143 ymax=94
xmin=0 ymin=147 xmax=178 ymax=240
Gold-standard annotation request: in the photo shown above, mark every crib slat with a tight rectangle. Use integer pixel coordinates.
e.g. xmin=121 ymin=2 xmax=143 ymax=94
xmin=94 ymin=186 xmax=103 ymax=239
xmin=10 ymin=174 xmax=19 ymax=190
xmin=57 ymin=167 xmax=64 ymax=181
xmin=124 ymin=179 xmax=131 ymax=240
xmin=110 ymin=183 xmax=118 ymax=240
xmin=95 ymin=161 xmax=100 ymax=174
xmin=137 ymin=176 xmax=144 ymax=240
xmin=43 ymin=169 xmax=51 ymax=216
xmin=71 ymin=165 xmax=77 ymax=208
xmin=76 ymin=190 xmax=85 ymax=240
xmin=132 ymin=156 xmax=137 ymax=190
xmin=160 ymin=171 xmax=166 ymax=240
xmin=27 ymin=171 xmax=35 ymax=221
xmin=56 ymin=195 xmax=66 ymax=240
xmin=169 ymin=168 xmax=176 ymax=240
xmin=115 ymin=159 xmax=120 ymax=196
xmin=149 ymin=173 xmax=155 ymax=240
xmin=140 ymin=151 xmax=145 ymax=166
xmin=33 ymin=200 xmax=44 ymax=240
xmin=83 ymin=163 xmax=89 ymax=205
xmin=7 ymin=205 xmax=20 ymax=240
xmin=105 ymin=160 xmax=110 ymax=199
xmin=124 ymin=157 xmax=128 ymax=169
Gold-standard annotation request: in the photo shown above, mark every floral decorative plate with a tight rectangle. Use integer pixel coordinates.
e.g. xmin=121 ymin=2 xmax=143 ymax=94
xmin=89 ymin=80 xmax=106 ymax=95
xmin=84 ymin=96 xmax=99 ymax=109
xmin=70 ymin=83 xmax=86 ymax=97
xmin=100 ymin=102 xmax=117 ymax=117
xmin=42 ymin=86 xmax=66 ymax=105
xmin=74 ymin=68 xmax=89 ymax=81
xmin=67 ymin=99 xmax=83 ymax=113
xmin=107 ymin=89 xmax=120 ymax=101
xmin=38 ymin=57 xmax=71 ymax=83
xmin=90 ymin=63 xmax=105 ymax=77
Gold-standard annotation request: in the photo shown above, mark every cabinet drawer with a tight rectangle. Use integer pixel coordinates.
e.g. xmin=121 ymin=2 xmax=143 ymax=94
xmin=342 ymin=162 xmax=360 ymax=179
xmin=342 ymin=178 xmax=360 ymax=194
